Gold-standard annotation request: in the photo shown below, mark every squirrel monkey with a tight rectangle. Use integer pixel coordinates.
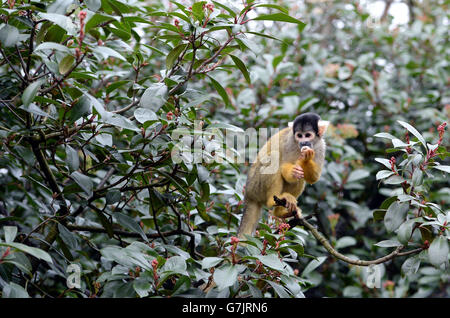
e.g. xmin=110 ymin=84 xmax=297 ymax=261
xmin=237 ymin=113 xmax=328 ymax=238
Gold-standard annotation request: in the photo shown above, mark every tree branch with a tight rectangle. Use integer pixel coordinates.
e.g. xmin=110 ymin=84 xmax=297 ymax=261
xmin=273 ymin=196 xmax=423 ymax=266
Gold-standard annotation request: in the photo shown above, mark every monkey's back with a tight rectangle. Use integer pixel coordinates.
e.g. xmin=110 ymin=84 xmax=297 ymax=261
xmin=245 ymin=128 xmax=301 ymax=204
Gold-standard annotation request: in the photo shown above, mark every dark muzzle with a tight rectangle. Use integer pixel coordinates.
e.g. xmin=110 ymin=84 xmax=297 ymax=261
xmin=299 ymin=141 xmax=312 ymax=149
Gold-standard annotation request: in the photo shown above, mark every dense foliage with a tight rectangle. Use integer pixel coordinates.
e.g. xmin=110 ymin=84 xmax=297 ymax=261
xmin=0 ymin=0 xmax=448 ymax=298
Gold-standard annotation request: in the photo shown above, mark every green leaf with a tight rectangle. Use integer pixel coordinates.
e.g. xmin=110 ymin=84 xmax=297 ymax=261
xmin=412 ymin=168 xmax=423 ymax=186
xmin=213 ymin=264 xmax=240 ymax=291
xmin=140 ymin=83 xmax=168 ymax=112
xmin=105 ymin=80 xmax=130 ymax=94
xmin=374 ymin=132 xmax=397 ymax=140
xmin=94 ymin=210 xmax=114 ymax=238
xmin=201 ymin=257 xmax=223 ymax=269
xmin=229 ymin=54 xmax=251 ymax=84
xmin=428 ymin=236 xmax=449 ymax=267
xmin=47 ymin=0 xmax=73 ymax=14
xmin=0 ymin=242 xmax=52 ymax=263
xmin=376 ymin=170 xmax=394 ymax=180
xmin=212 ymin=1 xmax=237 ymax=17
xmin=397 ymin=120 xmax=427 ymax=150
xmin=71 ymin=171 xmax=93 ymax=196
xmin=106 ymin=189 xmax=122 ymax=204
xmin=302 ymin=256 xmax=327 ymax=276
xmin=108 ymin=26 xmax=131 ymax=41
xmin=85 ymin=13 xmax=117 ymax=32
xmin=134 ymin=108 xmax=158 ymax=124
xmin=133 ymin=278 xmax=151 ymax=298
xmin=2 ymin=282 xmax=29 ymax=298
xmin=335 ymin=236 xmax=357 ymax=249
xmin=401 ymin=255 xmax=421 ymax=277
xmin=0 ymin=25 xmax=21 ymax=47
xmin=342 ymin=286 xmax=362 ymax=298
xmin=375 ymin=158 xmax=392 ymax=169
xmin=253 ymin=4 xmax=289 ymax=14
xmin=93 ymin=46 xmax=127 ymax=61
xmin=208 ymin=75 xmax=230 ymax=107
xmin=432 ymin=165 xmax=450 ymax=173
xmin=35 ymin=41 xmax=71 ymax=53
xmin=20 ymin=103 xmax=56 ymax=119
xmin=39 ymin=12 xmax=77 ymax=35
xmin=373 ymin=209 xmax=386 ymax=221
xmin=252 ymin=13 xmax=305 ymax=29
xmin=191 ymin=1 xmax=206 ymax=22
xmin=114 ymin=212 xmax=148 ymax=242
xmin=256 ymin=253 xmax=285 ymax=271
xmin=86 ymin=0 xmax=102 ymax=11
xmin=374 ymin=240 xmax=402 ymax=248
xmin=166 ymin=43 xmax=188 ymax=70
xmin=57 ymin=223 xmax=79 ymax=250
xmin=65 ymin=145 xmax=80 ymax=172
xmin=161 ymin=255 xmax=187 ymax=274
xmin=383 ymin=174 xmax=405 ymax=185
xmin=103 ymin=113 xmax=139 ymax=131
xmin=4 ymin=226 xmax=18 ymax=243
xmin=266 ymin=280 xmax=291 ymax=298
xmin=69 ymin=95 xmax=91 ymax=122
xmin=22 ymin=81 xmax=43 ymax=107
xmin=384 ymin=201 xmax=409 ymax=233
xmin=397 ymin=220 xmax=415 ymax=245
xmin=95 ymin=133 xmax=112 ymax=146
xmin=347 ymin=169 xmax=370 ymax=183
xmin=59 ymin=55 xmax=75 ymax=75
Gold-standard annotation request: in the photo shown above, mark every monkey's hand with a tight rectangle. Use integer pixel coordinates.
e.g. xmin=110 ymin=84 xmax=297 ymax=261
xmin=291 ymin=165 xmax=304 ymax=179
xmin=300 ymin=148 xmax=315 ymax=162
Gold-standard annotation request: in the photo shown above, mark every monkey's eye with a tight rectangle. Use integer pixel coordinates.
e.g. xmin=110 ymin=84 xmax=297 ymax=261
xmin=305 ymin=133 xmax=311 ymax=138
xmin=296 ymin=133 xmax=303 ymax=138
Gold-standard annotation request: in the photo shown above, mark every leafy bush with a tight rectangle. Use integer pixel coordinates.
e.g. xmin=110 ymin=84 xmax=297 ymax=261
xmin=0 ymin=0 xmax=448 ymax=298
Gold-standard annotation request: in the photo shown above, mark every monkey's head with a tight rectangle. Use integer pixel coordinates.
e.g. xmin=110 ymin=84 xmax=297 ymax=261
xmin=290 ymin=112 xmax=329 ymax=151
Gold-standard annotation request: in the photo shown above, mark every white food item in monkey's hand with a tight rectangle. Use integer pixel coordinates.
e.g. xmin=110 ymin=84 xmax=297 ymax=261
xmin=301 ymin=146 xmax=312 ymax=152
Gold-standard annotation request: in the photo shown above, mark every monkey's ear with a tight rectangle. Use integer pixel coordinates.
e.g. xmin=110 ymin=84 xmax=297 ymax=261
xmin=288 ymin=122 xmax=293 ymax=128
xmin=318 ymin=120 xmax=329 ymax=137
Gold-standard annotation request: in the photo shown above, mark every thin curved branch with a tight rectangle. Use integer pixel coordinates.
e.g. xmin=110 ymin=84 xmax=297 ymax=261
xmin=273 ymin=196 xmax=423 ymax=266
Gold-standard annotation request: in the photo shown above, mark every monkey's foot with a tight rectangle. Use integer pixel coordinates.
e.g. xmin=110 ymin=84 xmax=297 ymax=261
xmin=273 ymin=195 xmax=303 ymax=219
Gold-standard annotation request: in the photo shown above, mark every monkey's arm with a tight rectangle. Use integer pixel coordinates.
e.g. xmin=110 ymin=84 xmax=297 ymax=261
xmin=299 ymin=149 xmax=322 ymax=184
xmin=281 ymin=163 xmax=301 ymax=184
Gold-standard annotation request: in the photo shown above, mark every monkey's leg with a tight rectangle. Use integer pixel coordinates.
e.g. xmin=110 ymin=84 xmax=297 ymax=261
xmin=237 ymin=200 xmax=263 ymax=239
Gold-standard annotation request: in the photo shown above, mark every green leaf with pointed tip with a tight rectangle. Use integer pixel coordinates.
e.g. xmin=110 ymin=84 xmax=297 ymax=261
xmin=65 ymin=145 xmax=80 ymax=172
xmin=432 ymin=165 xmax=450 ymax=173
xmin=384 ymin=201 xmax=409 ymax=233
xmin=71 ymin=171 xmax=93 ymax=196
xmin=59 ymin=55 xmax=75 ymax=75
xmin=0 ymin=242 xmax=52 ymax=263
xmin=166 ymin=43 xmax=188 ymax=70
xmin=253 ymin=13 xmax=305 ymax=28
xmin=4 ymin=226 xmax=18 ymax=243
xmin=22 ymin=81 xmax=43 ymax=107
xmin=39 ymin=12 xmax=77 ymax=35
xmin=428 ymin=236 xmax=449 ymax=267
xmin=397 ymin=120 xmax=427 ymax=149
xmin=114 ymin=212 xmax=148 ymax=242
xmin=229 ymin=54 xmax=251 ymax=84
xmin=208 ymin=75 xmax=230 ymax=107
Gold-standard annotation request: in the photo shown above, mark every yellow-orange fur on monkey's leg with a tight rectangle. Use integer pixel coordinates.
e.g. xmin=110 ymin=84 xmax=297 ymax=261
xmin=299 ymin=149 xmax=321 ymax=184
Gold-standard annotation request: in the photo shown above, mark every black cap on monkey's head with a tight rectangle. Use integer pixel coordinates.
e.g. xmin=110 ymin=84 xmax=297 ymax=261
xmin=292 ymin=112 xmax=321 ymax=135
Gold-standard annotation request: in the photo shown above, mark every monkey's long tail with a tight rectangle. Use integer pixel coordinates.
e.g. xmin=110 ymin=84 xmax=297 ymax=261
xmin=237 ymin=200 xmax=262 ymax=239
